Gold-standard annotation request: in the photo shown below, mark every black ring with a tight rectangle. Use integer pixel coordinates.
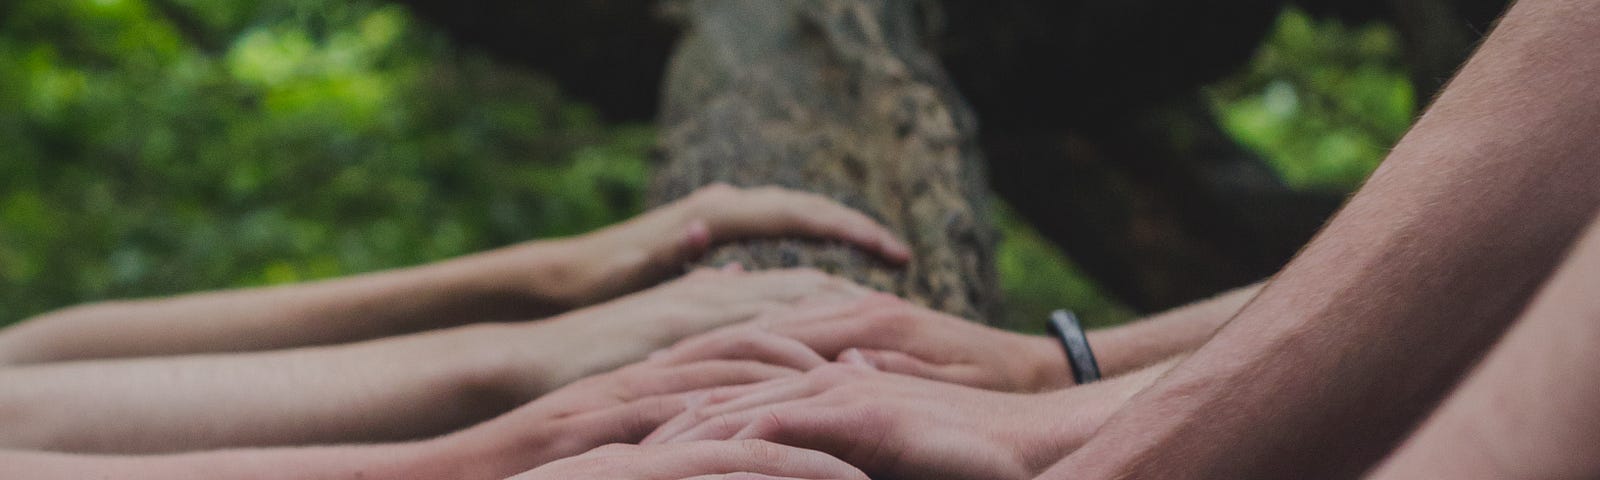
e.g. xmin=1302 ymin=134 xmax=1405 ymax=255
xmin=1048 ymin=309 xmax=1101 ymax=384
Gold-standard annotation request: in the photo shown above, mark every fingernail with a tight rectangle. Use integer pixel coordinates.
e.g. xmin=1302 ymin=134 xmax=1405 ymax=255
xmin=839 ymin=348 xmax=879 ymax=370
xmin=684 ymin=391 xmax=711 ymax=409
xmin=884 ymin=236 xmax=912 ymax=261
xmin=683 ymin=220 xmax=712 ymax=250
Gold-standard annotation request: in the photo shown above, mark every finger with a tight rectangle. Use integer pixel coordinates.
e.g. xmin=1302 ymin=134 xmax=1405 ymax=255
xmin=740 ymin=269 xmax=866 ymax=304
xmin=665 ymin=407 xmax=775 ymax=443
xmin=644 ymin=376 xmax=820 ymax=444
xmin=704 ymin=188 xmax=911 ymax=264
xmin=745 ymin=297 xmax=865 ymax=330
xmin=678 ymin=474 xmax=822 ymax=480
xmin=558 ymin=393 xmax=699 ymax=455
xmin=621 ymin=360 xmax=804 ymax=400
xmin=839 ymin=348 xmax=939 ymax=378
xmin=636 ymin=440 xmax=870 ymax=480
xmin=652 ymin=329 xmax=829 ymax=371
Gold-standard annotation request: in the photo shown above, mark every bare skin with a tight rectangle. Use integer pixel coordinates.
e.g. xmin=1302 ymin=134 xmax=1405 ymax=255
xmin=0 ymin=184 xmax=910 ymax=365
xmin=1043 ymin=0 xmax=1600 ymax=478
xmin=505 ymin=441 xmax=869 ymax=480
xmin=644 ymin=361 xmax=1175 ymax=480
xmin=0 ymin=267 xmax=871 ymax=453
xmin=650 ymin=285 xmax=1256 ymax=393
xmin=0 ymin=358 xmax=829 ymax=479
xmin=1368 ymin=215 xmax=1600 ymax=479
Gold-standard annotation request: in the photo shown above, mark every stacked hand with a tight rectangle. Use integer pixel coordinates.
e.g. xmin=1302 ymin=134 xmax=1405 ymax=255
xmin=483 ymin=266 xmax=877 ymax=401
xmin=649 ymin=293 xmax=1072 ymax=392
xmin=640 ymin=363 xmax=1157 ymax=480
xmin=437 ymin=356 xmax=811 ymax=477
xmin=546 ymin=184 xmax=912 ymax=309
xmin=507 ymin=441 xmax=868 ymax=480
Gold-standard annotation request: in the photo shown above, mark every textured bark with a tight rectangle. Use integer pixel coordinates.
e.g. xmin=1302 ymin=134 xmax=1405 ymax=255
xmin=393 ymin=0 xmax=1510 ymax=312
xmin=646 ymin=0 xmax=1002 ymax=323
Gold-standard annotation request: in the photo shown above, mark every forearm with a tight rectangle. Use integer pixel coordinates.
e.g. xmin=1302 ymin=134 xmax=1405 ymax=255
xmin=1368 ymin=216 xmax=1600 ymax=480
xmin=1049 ymin=2 xmax=1600 ymax=478
xmin=0 ymin=439 xmax=491 ymax=480
xmin=1086 ymin=283 xmax=1259 ymax=377
xmin=0 ymin=290 xmax=757 ymax=454
xmin=0 ymin=323 xmax=520 ymax=453
xmin=0 ymin=239 xmax=581 ymax=365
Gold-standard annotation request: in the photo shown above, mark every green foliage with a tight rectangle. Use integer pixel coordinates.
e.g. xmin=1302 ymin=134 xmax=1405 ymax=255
xmin=0 ymin=0 xmax=651 ymax=325
xmin=0 ymin=1 xmax=1417 ymax=333
xmin=1208 ymin=8 xmax=1417 ymax=191
xmin=995 ymin=205 xmax=1134 ymax=331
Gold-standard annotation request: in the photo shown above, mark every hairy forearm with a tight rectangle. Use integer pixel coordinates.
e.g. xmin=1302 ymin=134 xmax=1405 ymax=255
xmin=1086 ymin=283 xmax=1259 ymax=377
xmin=0 ymin=240 xmax=582 ymax=365
xmin=1368 ymin=217 xmax=1600 ymax=479
xmin=1049 ymin=2 xmax=1600 ymax=478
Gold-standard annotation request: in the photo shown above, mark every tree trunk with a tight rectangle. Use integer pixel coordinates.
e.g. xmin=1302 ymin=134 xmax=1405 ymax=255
xmin=646 ymin=0 xmax=1002 ymax=324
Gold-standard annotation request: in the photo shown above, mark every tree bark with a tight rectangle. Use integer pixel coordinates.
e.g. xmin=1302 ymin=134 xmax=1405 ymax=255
xmin=646 ymin=0 xmax=1003 ymax=324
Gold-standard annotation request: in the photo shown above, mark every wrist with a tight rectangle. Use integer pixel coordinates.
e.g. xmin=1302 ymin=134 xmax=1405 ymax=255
xmin=467 ymin=237 xmax=628 ymax=314
xmin=1004 ymin=387 xmax=1124 ymax=475
xmin=1021 ymin=334 xmax=1076 ymax=391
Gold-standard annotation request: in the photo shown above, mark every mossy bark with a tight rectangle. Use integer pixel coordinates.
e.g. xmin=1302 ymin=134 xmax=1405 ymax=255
xmin=648 ymin=0 xmax=1002 ymax=323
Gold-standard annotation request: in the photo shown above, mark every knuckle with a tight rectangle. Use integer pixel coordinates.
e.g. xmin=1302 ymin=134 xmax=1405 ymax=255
xmin=795 ymin=268 xmax=829 ymax=281
xmin=688 ymin=183 xmax=739 ymax=206
xmin=811 ymin=363 xmax=869 ymax=384
xmin=591 ymin=443 xmax=637 ymax=455
xmin=863 ymin=310 xmax=913 ymax=338
xmin=736 ymin=438 xmax=790 ymax=463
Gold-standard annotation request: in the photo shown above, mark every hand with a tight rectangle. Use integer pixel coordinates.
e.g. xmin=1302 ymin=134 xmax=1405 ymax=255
xmin=649 ymin=293 xmax=1072 ymax=392
xmin=556 ymin=184 xmax=912 ymax=307
xmin=505 ymin=440 xmax=869 ymax=480
xmin=438 ymin=359 xmax=805 ymax=477
xmin=642 ymin=364 xmax=1127 ymax=480
xmin=488 ymin=267 xmax=875 ymax=399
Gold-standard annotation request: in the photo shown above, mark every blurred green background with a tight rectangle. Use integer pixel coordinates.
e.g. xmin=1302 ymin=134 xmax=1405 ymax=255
xmin=0 ymin=0 xmax=1410 ymax=329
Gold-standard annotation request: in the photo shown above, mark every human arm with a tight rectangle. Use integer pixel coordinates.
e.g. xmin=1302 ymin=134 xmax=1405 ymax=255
xmin=2 ymin=359 xmax=814 ymax=480
xmin=0 ymin=268 xmax=869 ymax=453
xmin=0 ymin=442 xmax=461 ymax=480
xmin=505 ymin=441 xmax=868 ymax=480
xmin=1367 ymin=215 xmax=1600 ymax=479
xmin=1044 ymin=1 xmax=1600 ymax=478
xmin=0 ymin=184 xmax=909 ymax=365
xmin=2 ymin=440 xmax=865 ymax=480
xmin=643 ymin=361 xmax=1176 ymax=480
xmin=650 ymin=284 xmax=1256 ymax=392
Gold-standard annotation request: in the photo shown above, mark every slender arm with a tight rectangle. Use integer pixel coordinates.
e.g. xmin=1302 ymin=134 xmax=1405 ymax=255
xmin=0 ymin=438 xmax=493 ymax=480
xmin=0 ymin=239 xmax=582 ymax=365
xmin=1046 ymin=1 xmax=1600 ymax=478
xmin=0 ymin=268 xmax=863 ymax=453
xmin=0 ymin=322 xmax=515 ymax=453
xmin=0 ymin=184 xmax=910 ymax=366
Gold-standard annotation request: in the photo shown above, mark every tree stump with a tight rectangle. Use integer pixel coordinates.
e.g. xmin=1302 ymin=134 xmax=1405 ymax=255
xmin=648 ymin=0 xmax=1002 ymax=323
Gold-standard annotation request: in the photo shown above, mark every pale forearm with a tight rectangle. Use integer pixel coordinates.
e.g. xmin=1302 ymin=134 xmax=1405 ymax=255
xmin=0 ymin=286 xmax=778 ymax=453
xmin=0 ymin=240 xmax=580 ymax=365
xmin=1050 ymin=1 xmax=1600 ymax=478
xmin=0 ymin=323 xmax=518 ymax=453
xmin=0 ymin=439 xmax=486 ymax=480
